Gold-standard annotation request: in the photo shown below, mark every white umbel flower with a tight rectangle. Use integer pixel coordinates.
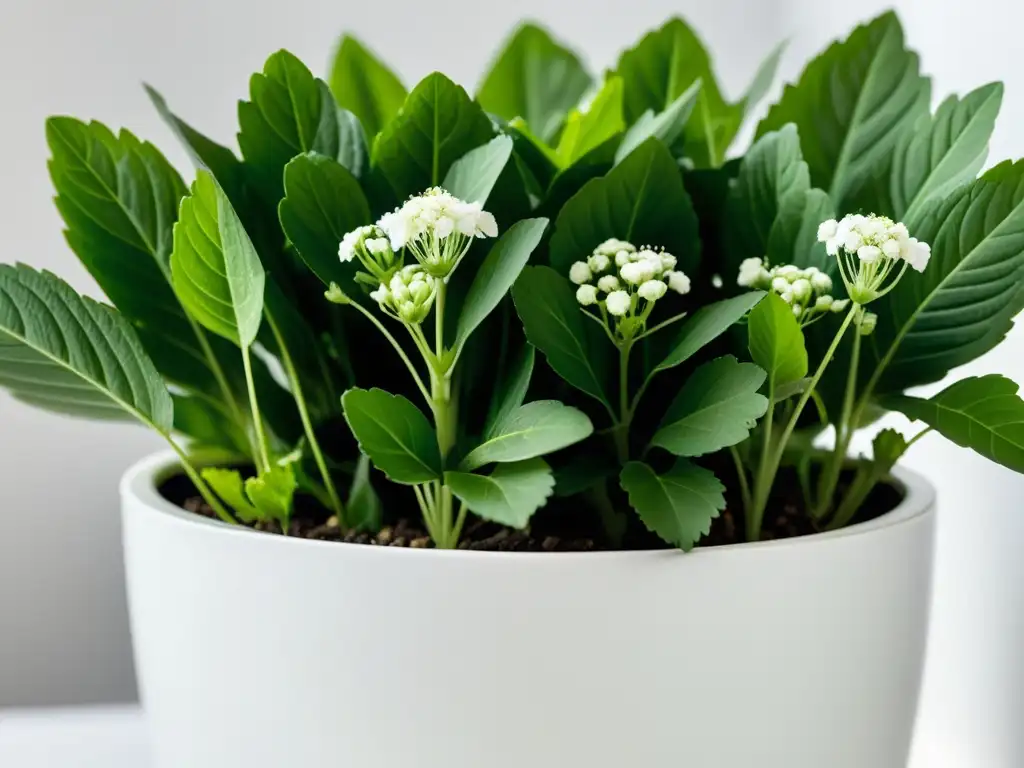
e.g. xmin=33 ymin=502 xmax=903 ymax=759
xmin=605 ymin=290 xmax=631 ymax=316
xmin=904 ymin=238 xmax=931 ymax=272
xmin=372 ymin=265 xmax=437 ymax=324
xmin=569 ymin=261 xmax=593 ymax=285
xmin=338 ymin=224 xmax=398 ymax=280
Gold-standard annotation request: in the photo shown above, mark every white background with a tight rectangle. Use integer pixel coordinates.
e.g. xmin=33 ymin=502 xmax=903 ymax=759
xmin=0 ymin=0 xmax=1021 ymax=764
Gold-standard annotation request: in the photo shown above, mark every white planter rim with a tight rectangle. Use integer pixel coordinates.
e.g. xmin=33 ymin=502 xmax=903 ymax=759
xmin=121 ymin=450 xmax=935 ymax=561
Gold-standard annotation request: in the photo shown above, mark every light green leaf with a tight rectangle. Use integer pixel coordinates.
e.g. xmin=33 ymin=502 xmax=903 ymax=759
xmin=614 ymin=79 xmax=701 ymax=165
xmin=279 ymin=152 xmax=371 ymax=287
xmin=884 ymin=375 xmax=1024 ymax=472
xmin=245 ymin=463 xmax=297 ymax=527
xmin=652 ymin=356 xmax=768 ymax=456
xmin=0 ymin=264 xmax=172 ymax=430
xmin=445 ymin=458 xmax=555 ymax=529
xmin=341 ymin=388 xmax=442 ymax=484
xmin=455 ymin=218 xmax=548 ymax=349
xmin=892 ymin=82 xmax=1003 ymax=223
xmin=202 ymin=468 xmax=259 ymax=523
xmin=347 ymin=454 xmax=383 ymax=532
xmin=442 ymin=135 xmax=514 ymax=205
xmin=171 ymin=171 xmax=265 ymax=347
xmin=239 ymin=50 xmax=367 ymax=202
xmin=653 ymin=292 xmax=765 ymax=374
xmin=748 ymin=291 xmax=808 ymax=390
xmin=620 ymin=459 xmax=725 ymax=550
xmin=484 ymin=343 xmax=534 ymax=440
xmin=329 ymin=35 xmax=407 ymax=139
xmin=512 ymin=266 xmax=612 ymax=409
xmin=555 ymin=76 xmax=625 ymax=169
xmin=476 ymin=23 xmax=592 ymax=144
xmin=756 ymin=11 xmax=930 ymax=211
xmin=870 ymin=160 xmax=1024 ymax=393
xmin=739 ymin=41 xmax=786 ymax=113
xmin=461 ymin=400 xmax=593 ymax=471
xmin=549 ymin=138 xmax=700 ymax=274
xmin=373 ymin=72 xmax=495 ymax=200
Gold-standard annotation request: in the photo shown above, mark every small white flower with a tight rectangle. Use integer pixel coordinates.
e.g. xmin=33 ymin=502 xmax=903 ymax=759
xmin=737 ymin=257 xmax=765 ymax=288
xmin=791 ymin=278 xmax=812 ymax=303
xmin=858 ymin=245 xmax=881 ymax=264
xmin=339 ymin=225 xmax=373 ymax=263
xmin=776 ymin=265 xmax=800 ymax=279
xmin=881 ymin=238 xmax=901 ymax=259
xmin=792 ymin=304 xmax=803 ymax=317
xmin=817 ymin=219 xmax=838 ymax=243
xmin=780 ymin=289 xmax=794 ymax=304
xmin=904 ymin=238 xmax=931 ymax=272
xmin=570 ymin=261 xmax=593 ymax=285
xmin=815 ymin=295 xmax=834 ymax=310
xmin=771 ymin=276 xmax=790 ymax=294
xmin=588 ymin=253 xmax=611 ymax=273
xmin=638 ymin=280 xmax=667 ymax=302
xmin=660 ymin=252 xmax=677 ymax=271
xmin=597 ymin=275 xmax=620 ymax=293
xmin=576 ymin=285 xmax=598 ymax=306
xmin=843 ymin=231 xmax=864 ymax=253
xmin=831 ymin=298 xmax=850 ymax=313
xmin=369 ymin=284 xmax=390 ymax=305
xmin=605 ymin=290 xmax=631 ymax=316
xmin=810 ymin=271 xmax=833 ymax=294
xmin=595 ymin=238 xmax=635 ymax=257
xmin=666 ymin=271 xmax=691 ymax=295
xmin=620 ymin=260 xmax=657 ymax=285
xmin=614 ymin=250 xmax=633 ymax=267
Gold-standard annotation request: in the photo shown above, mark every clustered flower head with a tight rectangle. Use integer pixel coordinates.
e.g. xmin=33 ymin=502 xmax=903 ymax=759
xmin=369 ymin=265 xmax=438 ymax=325
xmin=338 ymin=224 xmax=398 ymax=283
xmin=737 ymin=257 xmax=847 ymax=326
xmin=817 ymin=214 xmax=931 ymax=304
xmin=571 ymin=238 xmax=690 ymax=341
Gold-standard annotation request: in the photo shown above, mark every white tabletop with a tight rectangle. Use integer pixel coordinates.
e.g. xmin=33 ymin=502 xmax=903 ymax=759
xmin=0 ymin=707 xmax=150 ymax=767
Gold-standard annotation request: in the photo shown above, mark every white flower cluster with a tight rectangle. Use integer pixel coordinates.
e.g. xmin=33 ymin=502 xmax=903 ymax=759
xmin=570 ymin=239 xmax=690 ymax=340
xmin=369 ymin=265 xmax=438 ymax=324
xmin=737 ymin=257 xmax=847 ymax=325
xmin=817 ymin=214 xmax=931 ymax=304
xmin=338 ymin=224 xmax=397 ymax=280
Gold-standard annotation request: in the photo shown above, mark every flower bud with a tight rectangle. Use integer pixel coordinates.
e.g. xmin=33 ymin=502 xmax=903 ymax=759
xmin=570 ymin=261 xmax=593 ymax=285
xmin=667 ymin=271 xmax=691 ymax=295
xmin=815 ymin=295 xmax=834 ymax=311
xmin=831 ymin=298 xmax=850 ymax=314
xmin=576 ymin=285 xmax=598 ymax=306
xmin=638 ymin=280 xmax=667 ymax=302
xmin=771 ymin=276 xmax=790 ymax=294
xmin=858 ymin=311 xmax=878 ymax=336
xmin=810 ymin=272 xmax=833 ymax=294
xmin=597 ymin=275 xmax=620 ymax=293
xmin=791 ymin=278 xmax=812 ymax=303
xmin=605 ymin=290 xmax=632 ymax=316
xmin=588 ymin=253 xmax=611 ymax=273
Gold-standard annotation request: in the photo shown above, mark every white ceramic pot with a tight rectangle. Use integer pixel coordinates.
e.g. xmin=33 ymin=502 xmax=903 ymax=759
xmin=122 ymin=451 xmax=936 ymax=768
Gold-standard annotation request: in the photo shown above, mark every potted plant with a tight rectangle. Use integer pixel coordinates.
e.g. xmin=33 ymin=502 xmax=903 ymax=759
xmin=3 ymin=8 xmax=1021 ymax=766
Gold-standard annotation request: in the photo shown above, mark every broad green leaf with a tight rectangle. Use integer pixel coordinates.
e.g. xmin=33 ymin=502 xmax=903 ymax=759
xmin=445 ymin=458 xmax=555 ymax=529
xmin=279 ymin=152 xmax=371 ymax=287
xmin=555 ymin=76 xmax=625 ymax=168
xmin=739 ymin=42 xmax=786 ymax=114
xmin=0 ymin=264 xmax=172 ymax=430
xmin=171 ymin=171 xmax=265 ymax=347
xmin=442 ymin=135 xmax=514 ymax=205
xmin=341 ymin=388 xmax=442 ymax=484
xmin=348 ymin=454 xmax=383 ymax=532
xmin=620 ymin=459 xmax=725 ymax=550
xmin=766 ymin=188 xmax=836 ymax=276
xmin=748 ymin=291 xmax=808 ymax=391
xmin=455 ymin=218 xmax=548 ymax=349
xmin=653 ymin=292 xmax=765 ymax=374
xmin=484 ymin=343 xmax=534 ymax=439
xmin=884 ymin=375 xmax=1024 ymax=472
xmin=461 ymin=400 xmax=593 ymax=471
xmin=245 ymin=463 xmax=297 ymax=527
xmin=757 ymin=11 xmax=930 ymax=211
xmin=548 ymin=138 xmax=700 ymax=274
xmin=552 ymin=452 xmax=619 ymax=497
xmin=512 ymin=266 xmax=612 ymax=409
xmin=652 ymin=356 xmax=768 ymax=456
xmin=173 ymin=394 xmax=249 ymax=455
xmin=892 ymin=82 xmax=1003 ymax=223
xmin=476 ymin=23 xmax=592 ymax=144
xmin=373 ymin=72 xmax=495 ymax=199
xmin=239 ymin=50 xmax=367 ymax=202
xmin=870 ymin=161 xmax=1024 ymax=393
xmin=614 ymin=80 xmax=700 ymax=165
xmin=329 ymin=35 xmax=407 ymax=139
xmin=202 ymin=468 xmax=259 ymax=523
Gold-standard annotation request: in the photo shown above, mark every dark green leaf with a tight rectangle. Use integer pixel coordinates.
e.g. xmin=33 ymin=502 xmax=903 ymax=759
xmin=445 ymin=458 xmax=555 ymax=528
xmin=652 ymin=356 xmax=768 ymax=456
xmin=654 ymin=292 xmax=765 ymax=374
xmin=620 ymin=459 xmax=725 ymax=550
xmin=554 ymin=76 xmax=625 ymax=169
xmin=871 ymin=428 xmax=909 ymax=475
xmin=484 ymin=342 xmax=535 ymax=440
xmin=442 ymin=135 xmax=514 ymax=205
xmin=329 ymin=35 xmax=407 ymax=139
xmin=748 ymin=291 xmax=807 ymax=390
xmin=341 ymin=388 xmax=441 ymax=484
xmin=614 ymin=79 xmax=700 ymax=165
xmin=347 ymin=454 xmax=383 ymax=532
xmin=173 ymin=394 xmax=249 ymax=455
xmin=461 ymin=400 xmax=593 ymax=471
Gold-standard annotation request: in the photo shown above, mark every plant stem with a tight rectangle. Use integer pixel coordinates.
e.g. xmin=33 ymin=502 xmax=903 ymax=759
xmin=348 ymin=300 xmax=431 ymax=406
xmin=190 ymin=317 xmax=256 ymax=458
xmin=748 ymin=384 xmax=775 ymax=541
xmin=729 ymin=445 xmax=752 ymax=513
xmin=241 ymin=345 xmax=271 ymax=473
xmin=613 ymin=339 xmax=633 ymax=463
xmin=268 ymin=317 xmax=346 ymax=527
xmin=429 ymin=282 xmax=458 ymax=549
xmin=165 ymin=436 xmax=235 ymax=524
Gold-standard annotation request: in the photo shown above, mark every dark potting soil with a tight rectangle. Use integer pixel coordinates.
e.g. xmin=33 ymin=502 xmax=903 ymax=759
xmin=159 ymin=463 xmax=903 ymax=552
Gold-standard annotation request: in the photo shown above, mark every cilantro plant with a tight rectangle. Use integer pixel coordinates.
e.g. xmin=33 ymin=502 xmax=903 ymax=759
xmin=1 ymin=10 xmax=1022 ymax=551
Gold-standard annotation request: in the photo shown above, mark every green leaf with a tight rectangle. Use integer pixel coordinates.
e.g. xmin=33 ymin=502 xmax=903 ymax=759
xmin=554 ymin=76 xmax=625 ymax=169
xmin=0 ymin=264 xmax=172 ymax=430
xmin=620 ymin=459 xmax=725 ymax=550
xmin=245 ymin=463 xmax=298 ymax=527
xmin=512 ymin=266 xmax=612 ymax=410
xmin=756 ymin=11 xmax=930 ymax=211
xmin=442 ymin=135 xmax=514 ymax=205
xmin=484 ymin=343 xmax=534 ymax=439
xmin=871 ymin=428 xmax=909 ymax=475
xmin=549 ymin=138 xmax=700 ymax=274
xmin=461 ymin=400 xmax=593 ymax=471
xmin=347 ymin=454 xmax=383 ymax=532
xmin=748 ymin=292 xmax=808 ymax=390
xmin=653 ymin=292 xmax=765 ymax=374
xmin=870 ymin=161 xmax=1024 ymax=393
xmin=652 ymin=356 xmax=768 ymax=456
xmin=455 ymin=218 xmax=548 ymax=349
xmin=445 ymin=458 xmax=555 ymax=529
xmin=739 ymin=42 xmax=786 ymax=114
xmin=239 ymin=50 xmax=367 ymax=202
xmin=202 ymin=468 xmax=259 ymax=523
xmin=892 ymin=82 xmax=1003 ymax=223
xmin=279 ymin=152 xmax=371 ymax=287
xmin=884 ymin=375 xmax=1024 ymax=472
xmin=173 ymin=394 xmax=249 ymax=455
xmin=328 ymin=35 xmax=407 ymax=139
xmin=614 ymin=79 xmax=700 ymax=165
xmin=171 ymin=171 xmax=265 ymax=347
xmin=341 ymin=388 xmax=442 ymax=484
xmin=476 ymin=23 xmax=592 ymax=144
xmin=373 ymin=72 xmax=495 ymax=200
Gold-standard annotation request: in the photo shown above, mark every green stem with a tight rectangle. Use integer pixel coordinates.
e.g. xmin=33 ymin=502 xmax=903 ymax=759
xmin=268 ymin=317 xmax=346 ymax=527
xmin=190 ymin=317 xmax=255 ymax=457
xmin=613 ymin=340 xmax=633 ymax=463
xmin=165 ymin=435 xmax=235 ymax=524
xmin=729 ymin=445 xmax=752 ymax=514
xmin=430 ymin=281 xmax=458 ymax=549
xmin=241 ymin=345 xmax=271 ymax=473
xmin=748 ymin=384 xmax=775 ymax=542
xmin=348 ymin=300 xmax=431 ymax=406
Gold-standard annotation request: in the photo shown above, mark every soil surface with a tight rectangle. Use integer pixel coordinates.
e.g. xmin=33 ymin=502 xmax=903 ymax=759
xmin=160 ymin=463 xmax=902 ymax=552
